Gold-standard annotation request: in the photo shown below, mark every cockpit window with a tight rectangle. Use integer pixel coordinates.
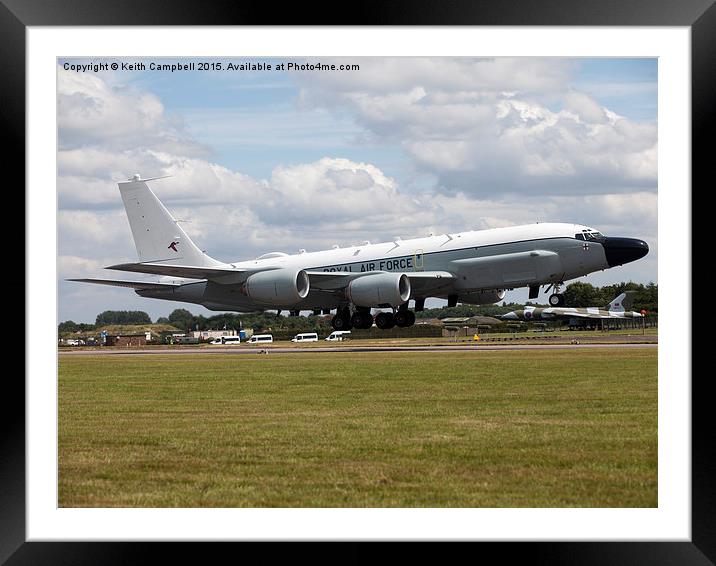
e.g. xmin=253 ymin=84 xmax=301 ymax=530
xmin=575 ymin=229 xmax=605 ymax=241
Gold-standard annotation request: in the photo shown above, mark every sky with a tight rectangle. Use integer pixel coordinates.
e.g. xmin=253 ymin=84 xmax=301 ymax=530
xmin=57 ymin=57 xmax=658 ymax=323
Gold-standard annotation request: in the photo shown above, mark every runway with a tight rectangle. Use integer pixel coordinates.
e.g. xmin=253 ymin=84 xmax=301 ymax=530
xmin=59 ymin=342 xmax=657 ymax=356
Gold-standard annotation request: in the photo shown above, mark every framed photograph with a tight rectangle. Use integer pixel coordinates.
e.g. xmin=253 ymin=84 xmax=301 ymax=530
xmin=7 ymin=0 xmax=709 ymax=562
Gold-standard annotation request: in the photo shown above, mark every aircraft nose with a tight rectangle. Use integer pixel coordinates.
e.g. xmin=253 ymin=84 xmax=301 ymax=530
xmin=602 ymin=237 xmax=649 ymax=267
xmin=501 ymin=312 xmax=519 ymax=320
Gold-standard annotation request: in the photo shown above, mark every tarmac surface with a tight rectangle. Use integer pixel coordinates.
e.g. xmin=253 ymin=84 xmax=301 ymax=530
xmin=59 ymin=342 xmax=658 ymax=356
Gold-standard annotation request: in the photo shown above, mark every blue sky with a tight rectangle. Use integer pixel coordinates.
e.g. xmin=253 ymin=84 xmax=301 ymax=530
xmin=58 ymin=57 xmax=657 ymax=322
xmin=114 ymin=57 xmax=657 ymax=180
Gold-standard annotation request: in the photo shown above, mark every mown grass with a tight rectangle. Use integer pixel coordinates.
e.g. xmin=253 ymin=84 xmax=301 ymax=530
xmin=58 ymin=349 xmax=657 ymax=507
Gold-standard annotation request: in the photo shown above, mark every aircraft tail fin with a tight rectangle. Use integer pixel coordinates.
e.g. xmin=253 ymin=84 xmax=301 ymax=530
xmin=118 ymin=175 xmax=223 ymax=268
xmin=607 ymin=291 xmax=636 ymax=312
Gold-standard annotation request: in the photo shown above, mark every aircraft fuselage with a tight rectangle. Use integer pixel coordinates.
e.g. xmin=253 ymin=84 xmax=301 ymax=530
xmin=137 ymin=222 xmax=647 ymax=312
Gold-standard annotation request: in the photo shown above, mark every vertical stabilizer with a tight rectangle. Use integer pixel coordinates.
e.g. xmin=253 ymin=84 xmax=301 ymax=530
xmin=607 ymin=291 xmax=636 ymax=312
xmin=118 ymin=175 xmax=223 ymax=267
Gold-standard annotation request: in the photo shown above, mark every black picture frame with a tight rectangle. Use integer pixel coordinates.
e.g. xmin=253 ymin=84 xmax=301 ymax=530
xmin=6 ymin=0 xmax=709 ymax=563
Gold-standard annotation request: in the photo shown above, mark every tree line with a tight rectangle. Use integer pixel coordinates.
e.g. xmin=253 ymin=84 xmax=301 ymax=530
xmin=58 ymin=281 xmax=657 ymax=335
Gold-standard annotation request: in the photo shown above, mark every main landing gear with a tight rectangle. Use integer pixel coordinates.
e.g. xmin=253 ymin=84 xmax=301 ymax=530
xmin=350 ymin=308 xmax=373 ymax=330
xmin=375 ymin=309 xmax=415 ymax=329
xmin=331 ymin=306 xmax=352 ymax=331
xmin=330 ymin=304 xmax=417 ymax=331
xmin=394 ymin=309 xmax=416 ymax=327
xmin=374 ymin=312 xmax=395 ymax=329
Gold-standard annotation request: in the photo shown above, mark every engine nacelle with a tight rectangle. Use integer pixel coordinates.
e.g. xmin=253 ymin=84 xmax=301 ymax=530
xmin=346 ymin=272 xmax=411 ymax=308
xmin=243 ymin=268 xmax=310 ymax=306
xmin=459 ymin=289 xmax=506 ymax=305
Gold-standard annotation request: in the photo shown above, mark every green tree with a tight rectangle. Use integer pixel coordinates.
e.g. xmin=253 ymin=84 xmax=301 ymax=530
xmin=95 ymin=310 xmax=151 ymax=326
xmin=167 ymin=309 xmax=194 ymax=331
xmin=563 ymin=282 xmax=600 ymax=307
xmin=58 ymin=320 xmax=96 ymax=334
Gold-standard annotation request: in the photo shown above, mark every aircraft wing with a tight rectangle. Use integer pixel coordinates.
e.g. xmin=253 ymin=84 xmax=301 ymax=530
xmin=306 ymin=270 xmax=455 ymax=295
xmin=304 ymin=271 xmax=355 ymax=290
xmin=106 ymin=262 xmax=253 ymax=282
xmin=564 ymin=312 xmax=595 ymax=318
xmin=67 ymin=278 xmax=180 ymax=290
xmin=404 ymin=271 xmax=456 ymax=294
xmin=551 ymin=309 xmax=609 ymax=319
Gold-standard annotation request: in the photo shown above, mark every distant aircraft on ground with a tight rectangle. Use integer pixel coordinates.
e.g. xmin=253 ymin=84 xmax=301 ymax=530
xmin=69 ymin=175 xmax=649 ymax=331
xmin=500 ymin=292 xmax=646 ymax=322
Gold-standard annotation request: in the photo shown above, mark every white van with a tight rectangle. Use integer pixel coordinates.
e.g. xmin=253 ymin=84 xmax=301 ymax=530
xmin=248 ymin=334 xmax=273 ymax=344
xmin=325 ymin=330 xmax=351 ymax=342
xmin=291 ymin=332 xmax=318 ymax=343
xmin=210 ymin=336 xmax=241 ymax=345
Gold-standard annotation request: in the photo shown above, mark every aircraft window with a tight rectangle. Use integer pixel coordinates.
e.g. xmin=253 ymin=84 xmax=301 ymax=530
xmin=580 ymin=230 xmax=605 ymax=241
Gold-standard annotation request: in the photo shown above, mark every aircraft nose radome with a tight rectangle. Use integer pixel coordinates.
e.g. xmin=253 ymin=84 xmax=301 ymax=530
xmin=602 ymin=237 xmax=649 ymax=267
xmin=501 ymin=312 xmax=518 ymax=320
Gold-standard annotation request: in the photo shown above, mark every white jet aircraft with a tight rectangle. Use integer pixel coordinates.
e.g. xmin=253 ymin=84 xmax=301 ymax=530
xmin=70 ymin=175 xmax=649 ymax=331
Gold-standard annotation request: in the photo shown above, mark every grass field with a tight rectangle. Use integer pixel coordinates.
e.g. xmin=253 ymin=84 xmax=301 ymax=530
xmin=58 ymin=348 xmax=657 ymax=507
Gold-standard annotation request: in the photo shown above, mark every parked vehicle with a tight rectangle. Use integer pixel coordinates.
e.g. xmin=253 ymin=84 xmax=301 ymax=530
xmin=210 ymin=336 xmax=241 ymax=345
xmin=325 ymin=331 xmax=351 ymax=342
xmin=247 ymin=334 xmax=273 ymax=344
xmin=291 ymin=332 xmax=319 ymax=343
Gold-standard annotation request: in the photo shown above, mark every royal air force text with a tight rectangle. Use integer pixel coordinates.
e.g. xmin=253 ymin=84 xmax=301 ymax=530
xmin=322 ymin=257 xmax=416 ymax=273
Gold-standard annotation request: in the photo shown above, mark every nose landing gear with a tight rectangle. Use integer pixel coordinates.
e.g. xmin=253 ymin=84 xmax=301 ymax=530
xmin=546 ymin=282 xmax=566 ymax=306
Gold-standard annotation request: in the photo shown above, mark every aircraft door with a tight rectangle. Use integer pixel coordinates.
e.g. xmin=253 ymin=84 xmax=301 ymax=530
xmin=413 ymin=249 xmax=424 ymax=271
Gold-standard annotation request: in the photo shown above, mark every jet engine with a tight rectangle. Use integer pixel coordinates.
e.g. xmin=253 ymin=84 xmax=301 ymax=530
xmin=459 ymin=289 xmax=506 ymax=305
xmin=346 ymin=272 xmax=411 ymax=308
xmin=243 ymin=268 xmax=310 ymax=306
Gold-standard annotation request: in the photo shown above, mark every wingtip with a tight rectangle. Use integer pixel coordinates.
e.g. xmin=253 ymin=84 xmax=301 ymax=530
xmin=105 ymin=262 xmax=135 ymax=271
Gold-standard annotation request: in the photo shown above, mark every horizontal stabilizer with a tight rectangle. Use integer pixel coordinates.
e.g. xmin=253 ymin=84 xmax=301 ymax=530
xmin=106 ymin=262 xmax=244 ymax=280
xmin=67 ymin=278 xmax=180 ymax=290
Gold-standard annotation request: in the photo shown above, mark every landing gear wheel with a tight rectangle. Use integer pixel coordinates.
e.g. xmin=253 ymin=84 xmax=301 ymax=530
xmin=375 ymin=312 xmax=396 ymax=330
xmin=549 ymin=293 xmax=565 ymax=307
xmin=351 ymin=311 xmax=374 ymax=329
xmin=332 ymin=311 xmax=352 ymax=330
xmin=395 ymin=310 xmax=416 ymax=328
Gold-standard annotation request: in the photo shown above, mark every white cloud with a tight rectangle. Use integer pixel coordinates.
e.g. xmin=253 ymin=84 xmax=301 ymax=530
xmin=563 ymin=91 xmax=609 ymax=124
xmin=296 ymin=58 xmax=575 ymax=96
xmin=294 ymin=58 xmax=657 ymax=197
xmin=58 ymin=66 xmax=208 ymax=156
xmin=58 ymin=255 xmax=115 ymax=278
